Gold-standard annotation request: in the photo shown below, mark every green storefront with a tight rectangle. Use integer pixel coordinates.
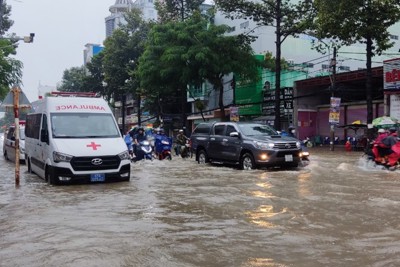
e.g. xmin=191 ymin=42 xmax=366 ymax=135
xmin=235 ymin=55 xmax=309 ymax=121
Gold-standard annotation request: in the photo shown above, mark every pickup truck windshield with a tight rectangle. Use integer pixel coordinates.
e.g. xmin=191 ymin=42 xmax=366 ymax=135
xmin=50 ymin=113 xmax=120 ymax=138
xmin=238 ymin=123 xmax=278 ymax=136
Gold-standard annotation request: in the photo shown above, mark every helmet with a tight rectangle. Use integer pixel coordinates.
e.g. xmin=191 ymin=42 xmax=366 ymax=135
xmin=288 ymin=125 xmax=295 ymax=131
xmin=389 ymin=127 xmax=397 ymax=133
xmin=378 ymin=128 xmax=385 ymax=133
xmin=179 ymin=129 xmax=184 ymax=133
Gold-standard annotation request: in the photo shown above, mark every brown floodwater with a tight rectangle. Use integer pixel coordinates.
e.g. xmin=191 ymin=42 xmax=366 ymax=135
xmin=1 ymin=146 xmax=399 ymax=267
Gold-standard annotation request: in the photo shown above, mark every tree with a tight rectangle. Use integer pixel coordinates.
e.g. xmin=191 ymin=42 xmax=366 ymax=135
xmin=155 ymin=0 xmax=205 ymax=22
xmin=0 ymin=1 xmax=22 ymax=100
xmin=85 ymin=53 xmax=109 ymax=100
xmin=313 ymin=0 xmax=400 ymax=137
xmin=137 ymin=12 xmax=260 ymax=121
xmin=101 ymin=9 xmax=151 ymax=127
xmin=57 ymin=66 xmax=89 ymax=92
xmin=215 ymin=0 xmax=313 ymax=129
xmin=0 ymin=0 xmax=14 ymax=35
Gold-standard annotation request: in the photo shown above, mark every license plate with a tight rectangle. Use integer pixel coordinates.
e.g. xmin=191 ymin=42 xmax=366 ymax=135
xmin=285 ymin=154 xmax=293 ymax=162
xmin=90 ymin=173 xmax=105 ymax=182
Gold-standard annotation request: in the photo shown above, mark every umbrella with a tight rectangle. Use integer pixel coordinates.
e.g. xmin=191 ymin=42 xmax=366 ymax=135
xmin=372 ymin=116 xmax=398 ymax=128
xmin=338 ymin=120 xmax=368 ymax=134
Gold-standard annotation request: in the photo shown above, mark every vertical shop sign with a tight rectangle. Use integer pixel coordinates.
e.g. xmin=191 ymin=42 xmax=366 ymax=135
xmin=329 ymin=97 xmax=341 ymax=125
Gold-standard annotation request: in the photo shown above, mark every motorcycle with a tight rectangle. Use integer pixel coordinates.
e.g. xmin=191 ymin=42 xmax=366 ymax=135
xmin=155 ymin=135 xmax=172 ymax=160
xmin=133 ymin=140 xmax=153 ymax=162
xmin=124 ymin=134 xmax=134 ymax=161
xmin=299 ymin=140 xmax=310 ymax=165
xmin=366 ymin=140 xmax=400 ymax=170
xmin=180 ymin=140 xmax=192 ymax=158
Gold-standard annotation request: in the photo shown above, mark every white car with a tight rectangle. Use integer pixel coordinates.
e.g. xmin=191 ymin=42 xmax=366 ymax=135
xmin=3 ymin=124 xmax=25 ymax=163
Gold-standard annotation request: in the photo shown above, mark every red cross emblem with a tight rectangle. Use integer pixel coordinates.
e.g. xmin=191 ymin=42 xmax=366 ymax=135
xmin=86 ymin=142 xmax=101 ymax=150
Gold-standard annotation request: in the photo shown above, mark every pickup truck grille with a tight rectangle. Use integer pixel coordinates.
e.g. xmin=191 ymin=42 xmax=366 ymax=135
xmin=71 ymin=156 xmax=121 ymax=171
xmin=273 ymin=142 xmax=298 ymax=149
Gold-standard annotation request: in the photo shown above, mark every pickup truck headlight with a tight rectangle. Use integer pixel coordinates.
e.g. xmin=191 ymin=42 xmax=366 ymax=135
xmin=118 ymin=151 xmax=131 ymax=160
xmin=53 ymin=151 xmax=73 ymax=163
xmin=254 ymin=141 xmax=274 ymax=149
xmin=296 ymin=141 xmax=301 ymax=149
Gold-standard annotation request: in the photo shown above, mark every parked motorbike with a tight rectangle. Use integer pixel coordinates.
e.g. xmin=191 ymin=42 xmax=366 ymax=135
xmin=155 ymin=135 xmax=172 ymax=160
xmin=133 ymin=140 xmax=153 ymax=162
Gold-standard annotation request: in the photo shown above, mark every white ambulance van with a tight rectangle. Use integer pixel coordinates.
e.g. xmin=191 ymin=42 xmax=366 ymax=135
xmin=25 ymin=96 xmax=131 ymax=184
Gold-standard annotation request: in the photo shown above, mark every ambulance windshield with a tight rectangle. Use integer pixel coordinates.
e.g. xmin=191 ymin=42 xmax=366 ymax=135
xmin=50 ymin=113 xmax=120 ymax=138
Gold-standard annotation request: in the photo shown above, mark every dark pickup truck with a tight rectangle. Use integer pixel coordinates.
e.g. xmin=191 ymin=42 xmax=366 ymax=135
xmin=190 ymin=121 xmax=302 ymax=170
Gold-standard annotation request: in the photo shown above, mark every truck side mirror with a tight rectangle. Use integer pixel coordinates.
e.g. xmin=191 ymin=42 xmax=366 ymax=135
xmin=230 ymin=132 xmax=240 ymax=138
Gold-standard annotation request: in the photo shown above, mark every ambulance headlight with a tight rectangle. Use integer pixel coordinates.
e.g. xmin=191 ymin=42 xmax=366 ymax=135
xmin=118 ymin=151 xmax=131 ymax=160
xmin=53 ymin=151 xmax=73 ymax=163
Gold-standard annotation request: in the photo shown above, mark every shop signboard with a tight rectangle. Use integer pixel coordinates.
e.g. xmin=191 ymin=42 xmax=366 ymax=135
xmin=383 ymin=58 xmax=400 ymax=92
xmin=329 ymin=97 xmax=341 ymax=125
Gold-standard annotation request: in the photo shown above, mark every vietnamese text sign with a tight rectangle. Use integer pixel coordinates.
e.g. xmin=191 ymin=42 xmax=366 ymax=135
xmin=329 ymin=97 xmax=341 ymax=125
xmin=384 ymin=58 xmax=400 ymax=91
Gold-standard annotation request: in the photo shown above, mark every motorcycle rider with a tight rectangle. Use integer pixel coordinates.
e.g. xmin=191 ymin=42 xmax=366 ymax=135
xmin=124 ymin=130 xmax=133 ymax=158
xmin=374 ymin=127 xmax=399 ymax=166
xmin=175 ymin=129 xmax=189 ymax=156
xmin=133 ymin=127 xmax=146 ymax=155
xmin=287 ymin=126 xmax=296 ymax=138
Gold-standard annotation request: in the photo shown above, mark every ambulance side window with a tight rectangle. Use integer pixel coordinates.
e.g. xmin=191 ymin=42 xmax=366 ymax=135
xmin=26 ymin=113 xmax=42 ymax=140
xmin=40 ymin=114 xmax=49 ymax=144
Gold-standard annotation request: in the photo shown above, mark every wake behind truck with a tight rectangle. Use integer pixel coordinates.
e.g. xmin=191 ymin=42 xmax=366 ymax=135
xmin=25 ymin=95 xmax=131 ymax=184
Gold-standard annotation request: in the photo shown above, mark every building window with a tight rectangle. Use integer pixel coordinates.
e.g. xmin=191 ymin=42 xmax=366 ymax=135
xmin=339 ymin=66 xmax=350 ymax=71
xmin=390 ymin=34 xmax=399 ymax=40
xmin=322 ymin=64 xmax=330 ymax=69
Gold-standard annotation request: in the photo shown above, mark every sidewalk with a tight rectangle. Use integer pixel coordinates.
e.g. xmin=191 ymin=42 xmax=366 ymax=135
xmin=307 ymin=144 xmax=365 ymax=154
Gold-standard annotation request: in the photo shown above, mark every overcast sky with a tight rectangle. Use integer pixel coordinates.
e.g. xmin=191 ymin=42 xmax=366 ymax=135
xmin=9 ymin=0 xmax=113 ymax=102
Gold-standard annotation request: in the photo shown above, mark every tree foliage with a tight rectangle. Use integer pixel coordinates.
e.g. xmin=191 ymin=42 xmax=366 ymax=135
xmin=137 ymin=12 xmax=260 ymax=121
xmin=312 ymin=0 xmax=400 ymax=129
xmin=215 ymin=0 xmax=313 ymax=128
xmin=57 ymin=66 xmax=88 ymax=92
xmin=102 ymin=9 xmax=151 ymax=101
xmin=0 ymin=1 xmax=22 ymax=100
xmin=155 ymin=0 xmax=205 ymax=22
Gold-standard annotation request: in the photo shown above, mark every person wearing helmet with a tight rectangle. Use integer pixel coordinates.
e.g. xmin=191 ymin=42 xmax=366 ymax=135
xmin=382 ymin=127 xmax=398 ymax=146
xmin=133 ymin=127 xmax=147 ymax=155
xmin=287 ymin=126 xmax=296 ymax=138
xmin=175 ymin=129 xmax=189 ymax=156
xmin=375 ymin=128 xmax=388 ymax=143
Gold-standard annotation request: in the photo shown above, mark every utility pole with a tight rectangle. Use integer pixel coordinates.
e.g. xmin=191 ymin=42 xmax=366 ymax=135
xmin=330 ymin=47 xmax=337 ymax=151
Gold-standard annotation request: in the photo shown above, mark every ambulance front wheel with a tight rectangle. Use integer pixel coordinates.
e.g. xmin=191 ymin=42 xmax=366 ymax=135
xmin=46 ymin=166 xmax=58 ymax=185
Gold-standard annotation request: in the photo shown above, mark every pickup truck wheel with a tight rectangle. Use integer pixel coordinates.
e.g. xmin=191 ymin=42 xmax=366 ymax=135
xmin=197 ymin=150 xmax=208 ymax=164
xmin=240 ymin=153 xmax=255 ymax=170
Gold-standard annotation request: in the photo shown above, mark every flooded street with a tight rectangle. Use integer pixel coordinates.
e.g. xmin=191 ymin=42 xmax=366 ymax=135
xmin=1 ymin=145 xmax=400 ymax=267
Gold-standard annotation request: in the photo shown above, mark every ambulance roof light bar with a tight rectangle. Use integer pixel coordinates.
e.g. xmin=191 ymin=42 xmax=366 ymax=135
xmin=49 ymin=92 xmax=99 ymax=97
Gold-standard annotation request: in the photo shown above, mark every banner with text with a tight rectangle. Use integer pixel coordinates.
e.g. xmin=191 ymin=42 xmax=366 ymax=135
xmin=329 ymin=97 xmax=341 ymax=125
